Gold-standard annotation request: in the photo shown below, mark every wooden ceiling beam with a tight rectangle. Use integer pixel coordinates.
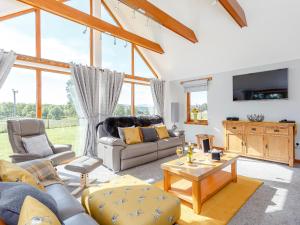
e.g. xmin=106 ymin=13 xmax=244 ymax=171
xmin=218 ymin=0 xmax=247 ymax=28
xmin=0 ymin=8 xmax=35 ymax=22
xmin=119 ymin=0 xmax=198 ymax=43
xmin=16 ymin=0 xmax=164 ymax=54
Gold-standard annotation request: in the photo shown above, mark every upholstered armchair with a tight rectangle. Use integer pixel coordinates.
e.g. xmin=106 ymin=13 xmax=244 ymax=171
xmin=7 ymin=119 xmax=75 ymax=166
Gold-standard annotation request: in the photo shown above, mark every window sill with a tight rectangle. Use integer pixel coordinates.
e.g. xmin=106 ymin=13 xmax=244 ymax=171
xmin=185 ymin=120 xmax=208 ymax=126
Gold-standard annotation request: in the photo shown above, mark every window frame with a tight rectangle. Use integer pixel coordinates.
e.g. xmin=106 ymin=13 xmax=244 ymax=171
xmin=185 ymin=92 xmax=208 ymax=126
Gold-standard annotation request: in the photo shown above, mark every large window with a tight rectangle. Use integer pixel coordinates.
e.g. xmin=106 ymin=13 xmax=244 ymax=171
xmin=42 ymin=72 xmax=81 ymax=154
xmin=114 ymin=83 xmax=132 ymax=116
xmin=41 ymin=12 xmax=90 ymax=64
xmin=0 ymin=12 xmax=35 ymax=56
xmin=135 ymin=85 xmax=155 ymax=116
xmin=186 ymin=91 xmax=208 ymax=125
xmin=0 ymin=68 xmax=37 ymax=160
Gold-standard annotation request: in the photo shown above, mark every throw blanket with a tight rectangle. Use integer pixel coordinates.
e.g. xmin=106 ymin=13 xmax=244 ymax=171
xmin=19 ymin=159 xmax=63 ymax=187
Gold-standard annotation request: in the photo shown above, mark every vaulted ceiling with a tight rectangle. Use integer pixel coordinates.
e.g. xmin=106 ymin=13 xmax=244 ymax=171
xmin=2 ymin=0 xmax=300 ymax=81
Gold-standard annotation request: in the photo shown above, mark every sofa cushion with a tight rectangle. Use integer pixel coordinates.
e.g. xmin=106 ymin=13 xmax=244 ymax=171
xmin=157 ymin=137 xmax=183 ymax=150
xmin=0 ymin=182 xmax=59 ymax=225
xmin=155 ymin=125 xmax=170 ymax=139
xmin=140 ymin=127 xmax=159 ymax=142
xmin=123 ymin=127 xmax=143 ymax=145
xmin=63 ymin=213 xmax=98 ymax=225
xmin=121 ymin=142 xmax=158 ymax=160
xmin=45 ymin=184 xmax=85 ymax=220
xmin=18 ymin=196 xmax=61 ymax=225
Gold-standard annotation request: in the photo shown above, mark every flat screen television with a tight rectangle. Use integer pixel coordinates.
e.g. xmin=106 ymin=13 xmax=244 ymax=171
xmin=233 ymin=68 xmax=288 ymax=101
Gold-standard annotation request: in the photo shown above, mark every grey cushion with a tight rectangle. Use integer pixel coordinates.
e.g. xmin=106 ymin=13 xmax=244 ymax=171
xmin=140 ymin=127 xmax=158 ymax=142
xmin=0 ymin=182 xmax=59 ymax=225
xmin=63 ymin=213 xmax=98 ymax=225
xmin=45 ymin=184 xmax=85 ymax=220
xmin=157 ymin=137 xmax=183 ymax=150
xmin=52 ymin=144 xmax=72 ymax=154
xmin=64 ymin=156 xmax=102 ymax=174
xmin=22 ymin=134 xmax=53 ymax=157
xmin=121 ymin=142 xmax=158 ymax=160
xmin=46 ymin=151 xmax=75 ymax=166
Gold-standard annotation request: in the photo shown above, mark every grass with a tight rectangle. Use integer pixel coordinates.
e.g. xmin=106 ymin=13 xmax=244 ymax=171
xmin=0 ymin=126 xmax=81 ymax=161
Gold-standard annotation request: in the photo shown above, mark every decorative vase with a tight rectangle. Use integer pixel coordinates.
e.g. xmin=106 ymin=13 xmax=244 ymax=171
xmin=193 ymin=113 xmax=198 ymax=121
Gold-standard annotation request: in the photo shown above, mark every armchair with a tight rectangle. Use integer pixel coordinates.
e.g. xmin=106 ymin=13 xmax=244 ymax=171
xmin=7 ymin=119 xmax=75 ymax=166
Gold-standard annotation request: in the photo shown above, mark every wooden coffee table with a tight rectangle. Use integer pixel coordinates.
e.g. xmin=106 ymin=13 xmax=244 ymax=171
xmin=161 ymin=152 xmax=239 ymax=214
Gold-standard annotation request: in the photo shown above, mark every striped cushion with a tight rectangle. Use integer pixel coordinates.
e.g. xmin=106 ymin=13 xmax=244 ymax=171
xmin=18 ymin=159 xmax=63 ymax=187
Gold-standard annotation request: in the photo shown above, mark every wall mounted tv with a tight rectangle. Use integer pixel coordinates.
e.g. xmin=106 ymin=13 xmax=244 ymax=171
xmin=233 ymin=68 xmax=288 ymax=101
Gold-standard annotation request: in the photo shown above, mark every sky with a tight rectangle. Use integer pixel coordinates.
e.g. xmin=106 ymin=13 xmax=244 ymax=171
xmin=0 ymin=0 xmax=154 ymax=106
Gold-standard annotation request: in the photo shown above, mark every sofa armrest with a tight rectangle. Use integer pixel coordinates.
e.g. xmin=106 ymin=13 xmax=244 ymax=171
xmin=99 ymin=137 xmax=126 ymax=147
xmin=17 ymin=158 xmax=54 ymax=168
xmin=52 ymin=144 xmax=72 ymax=154
xmin=9 ymin=153 xmax=42 ymax=163
xmin=168 ymin=129 xmax=185 ymax=137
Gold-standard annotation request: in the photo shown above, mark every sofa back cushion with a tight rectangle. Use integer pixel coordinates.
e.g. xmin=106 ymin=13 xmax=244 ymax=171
xmin=100 ymin=116 xmax=163 ymax=138
xmin=140 ymin=127 xmax=159 ymax=142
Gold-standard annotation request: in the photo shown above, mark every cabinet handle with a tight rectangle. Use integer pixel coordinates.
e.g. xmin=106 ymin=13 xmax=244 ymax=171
xmin=274 ymin=129 xmax=279 ymax=132
xmin=251 ymin=128 xmax=256 ymax=131
xmin=265 ymin=144 xmax=268 ymax=149
xmin=232 ymin=127 xmax=237 ymax=129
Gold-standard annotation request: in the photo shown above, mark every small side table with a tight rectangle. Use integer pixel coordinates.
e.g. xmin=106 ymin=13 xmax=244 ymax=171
xmin=196 ymin=134 xmax=214 ymax=150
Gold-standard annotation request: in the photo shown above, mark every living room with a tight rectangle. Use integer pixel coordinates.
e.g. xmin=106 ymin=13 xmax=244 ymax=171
xmin=1 ymin=0 xmax=300 ymax=225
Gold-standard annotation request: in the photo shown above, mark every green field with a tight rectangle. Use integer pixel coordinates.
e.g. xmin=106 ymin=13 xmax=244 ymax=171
xmin=0 ymin=126 xmax=81 ymax=161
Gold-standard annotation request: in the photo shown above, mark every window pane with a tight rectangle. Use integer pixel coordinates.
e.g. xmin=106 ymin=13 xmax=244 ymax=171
xmin=102 ymin=34 xmax=131 ymax=74
xmin=134 ymin=50 xmax=155 ymax=78
xmin=42 ymin=72 xmax=81 ymax=155
xmin=101 ymin=5 xmax=118 ymax=25
xmin=41 ymin=12 xmax=90 ymax=64
xmin=135 ymin=85 xmax=155 ymax=116
xmin=65 ymin=0 xmax=90 ymax=14
xmin=114 ymin=83 xmax=131 ymax=116
xmin=190 ymin=91 xmax=208 ymax=120
xmin=0 ymin=68 xmax=36 ymax=160
xmin=0 ymin=12 xmax=35 ymax=55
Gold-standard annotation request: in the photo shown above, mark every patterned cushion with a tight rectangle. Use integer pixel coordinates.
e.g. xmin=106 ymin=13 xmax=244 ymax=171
xmin=18 ymin=196 xmax=61 ymax=225
xmin=0 ymin=183 xmax=59 ymax=225
xmin=18 ymin=159 xmax=63 ymax=187
xmin=82 ymin=175 xmax=181 ymax=225
xmin=0 ymin=160 xmax=44 ymax=190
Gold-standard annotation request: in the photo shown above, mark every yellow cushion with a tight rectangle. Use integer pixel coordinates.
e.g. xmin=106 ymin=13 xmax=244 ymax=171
xmin=82 ymin=175 xmax=180 ymax=225
xmin=18 ymin=196 xmax=61 ymax=225
xmin=0 ymin=160 xmax=44 ymax=191
xmin=155 ymin=125 xmax=170 ymax=139
xmin=123 ymin=127 xmax=142 ymax=145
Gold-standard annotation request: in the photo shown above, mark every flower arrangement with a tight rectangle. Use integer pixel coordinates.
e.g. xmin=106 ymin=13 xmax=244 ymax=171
xmin=191 ymin=105 xmax=201 ymax=121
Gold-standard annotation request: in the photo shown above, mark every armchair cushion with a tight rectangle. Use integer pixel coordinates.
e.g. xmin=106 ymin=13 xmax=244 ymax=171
xmin=22 ymin=134 xmax=53 ymax=157
xmin=52 ymin=144 xmax=72 ymax=154
xmin=98 ymin=137 xmax=126 ymax=147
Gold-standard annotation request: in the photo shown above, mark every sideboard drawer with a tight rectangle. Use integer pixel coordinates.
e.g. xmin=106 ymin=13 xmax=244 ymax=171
xmin=266 ymin=127 xmax=289 ymax=135
xmin=227 ymin=125 xmax=243 ymax=134
xmin=246 ymin=126 xmax=264 ymax=134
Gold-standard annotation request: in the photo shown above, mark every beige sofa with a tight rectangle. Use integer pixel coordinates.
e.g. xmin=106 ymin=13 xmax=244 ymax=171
xmin=96 ymin=116 xmax=185 ymax=172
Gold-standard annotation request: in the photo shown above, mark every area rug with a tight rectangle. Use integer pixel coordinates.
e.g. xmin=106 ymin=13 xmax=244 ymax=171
xmin=154 ymin=175 xmax=263 ymax=225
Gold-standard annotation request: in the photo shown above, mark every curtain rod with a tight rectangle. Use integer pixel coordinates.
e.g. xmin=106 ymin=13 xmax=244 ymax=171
xmin=180 ymin=76 xmax=212 ymax=85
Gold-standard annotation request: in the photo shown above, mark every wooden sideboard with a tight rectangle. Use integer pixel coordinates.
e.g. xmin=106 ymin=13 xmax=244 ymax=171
xmin=223 ymin=120 xmax=297 ymax=167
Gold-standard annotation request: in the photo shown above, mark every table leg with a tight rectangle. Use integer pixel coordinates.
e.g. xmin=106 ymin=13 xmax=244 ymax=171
xmin=231 ymin=161 xmax=237 ymax=183
xmin=163 ymin=170 xmax=171 ymax=191
xmin=192 ymin=180 xmax=202 ymax=214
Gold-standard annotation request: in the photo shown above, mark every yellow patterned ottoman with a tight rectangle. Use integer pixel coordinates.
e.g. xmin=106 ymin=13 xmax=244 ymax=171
xmin=82 ymin=175 xmax=180 ymax=225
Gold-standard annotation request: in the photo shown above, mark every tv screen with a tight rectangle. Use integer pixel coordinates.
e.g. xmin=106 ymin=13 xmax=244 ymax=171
xmin=233 ymin=68 xmax=288 ymax=101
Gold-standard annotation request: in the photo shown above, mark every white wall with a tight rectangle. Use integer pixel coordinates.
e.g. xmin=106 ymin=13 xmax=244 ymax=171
xmin=165 ymin=59 xmax=300 ymax=159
